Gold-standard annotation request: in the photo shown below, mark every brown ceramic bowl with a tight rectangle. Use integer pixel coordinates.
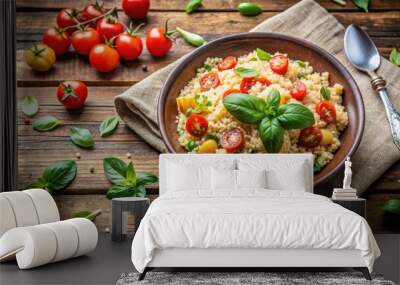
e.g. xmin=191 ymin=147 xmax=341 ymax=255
xmin=158 ymin=33 xmax=364 ymax=186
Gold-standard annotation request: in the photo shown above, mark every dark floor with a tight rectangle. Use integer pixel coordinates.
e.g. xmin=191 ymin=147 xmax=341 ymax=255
xmin=0 ymin=233 xmax=133 ymax=285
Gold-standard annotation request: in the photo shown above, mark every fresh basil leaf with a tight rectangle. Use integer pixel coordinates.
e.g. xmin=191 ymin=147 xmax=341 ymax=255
xmin=332 ymin=0 xmax=346 ymax=6
xmin=383 ymin=199 xmax=400 ymax=215
xmin=266 ymin=90 xmax=281 ymax=113
xmin=99 ymin=116 xmax=119 ymax=137
xmin=186 ymin=140 xmax=198 ymax=151
xmin=72 ymin=209 xmax=101 ymax=221
xmin=237 ymin=2 xmax=262 ymax=16
xmin=223 ymin=93 xmax=266 ymax=124
xmin=176 ymin=27 xmax=207 ymax=47
xmin=203 ymin=64 xmax=212 ymax=71
xmin=106 ymin=184 xmax=132 ymax=199
xmin=295 ymin=60 xmax=306 ymax=68
xmin=22 ymin=95 xmax=39 ymax=117
xmin=390 ymin=49 xmax=400 ymax=66
xmin=185 ymin=0 xmax=202 ymax=14
xmin=258 ymin=117 xmax=284 ymax=153
xmin=33 ymin=116 xmax=61 ymax=132
xmin=314 ymin=156 xmax=327 ymax=172
xmin=103 ymin=157 xmax=127 ymax=184
xmin=136 ymin=184 xmax=146 ymax=197
xmin=277 ymin=103 xmax=315 ymax=129
xmin=256 ymin=48 xmax=272 ymax=61
xmin=320 ymin=86 xmax=331 ymax=101
xmin=353 ymin=0 xmax=369 ymax=12
xmin=136 ymin=173 xmax=158 ymax=186
xmin=69 ymin=127 xmax=95 ymax=149
xmin=234 ymin=67 xmax=260 ymax=78
xmin=125 ymin=162 xmax=137 ymax=185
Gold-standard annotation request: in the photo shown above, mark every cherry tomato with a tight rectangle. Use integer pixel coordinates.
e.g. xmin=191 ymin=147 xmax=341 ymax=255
xmin=223 ymin=88 xmax=241 ymax=98
xmin=146 ymin=27 xmax=172 ymax=57
xmin=81 ymin=2 xmax=105 ymax=27
xmin=115 ymin=32 xmax=143 ymax=61
xmin=122 ymin=0 xmax=150 ymax=19
xmin=239 ymin=77 xmax=270 ymax=93
xmin=290 ymin=81 xmax=307 ymax=101
xmin=200 ymin=72 xmax=220 ymax=91
xmin=185 ymin=114 xmax=208 ymax=137
xmin=316 ymin=101 xmax=336 ymax=123
xmin=218 ymin=56 xmax=237 ymax=71
xmin=42 ymin=27 xmax=70 ymax=55
xmin=57 ymin=80 xmax=88 ymax=110
xmin=270 ymin=54 xmax=289 ymax=75
xmin=56 ymin=8 xmax=80 ymax=34
xmin=298 ymin=127 xmax=322 ymax=148
xmin=89 ymin=43 xmax=120 ymax=72
xmin=25 ymin=44 xmax=56 ymax=72
xmin=71 ymin=27 xmax=101 ymax=55
xmin=96 ymin=16 xmax=124 ymax=41
xmin=220 ymin=128 xmax=245 ymax=153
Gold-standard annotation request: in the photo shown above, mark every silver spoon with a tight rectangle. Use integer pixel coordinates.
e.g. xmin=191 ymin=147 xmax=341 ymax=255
xmin=344 ymin=24 xmax=400 ymax=150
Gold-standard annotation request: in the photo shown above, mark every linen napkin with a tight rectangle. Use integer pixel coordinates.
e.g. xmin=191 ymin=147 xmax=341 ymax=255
xmin=114 ymin=0 xmax=400 ymax=194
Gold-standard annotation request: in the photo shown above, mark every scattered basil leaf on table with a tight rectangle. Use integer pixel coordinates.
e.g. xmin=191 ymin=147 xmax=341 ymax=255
xmin=106 ymin=184 xmax=133 ymax=199
xmin=353 ymin=0 xmax=369 ymax=12
xmin=185 ymin=0 xmax=202 ymax=14
xmin=176 ymin=27 xmax=207 ymax=47
xmin=103 ymin=157 xmax=128 ymax=184
xmin=320 ymin=86 xmax=331 ymax=100
xmin=72 ymin=209 xmax=101 ymax=221
xmin=234 ymin=67 xmax=260 ymax=78
xmin=383 ymin=199 xmax=400 ymax=215
xmin=136 ymin=173 xmax=158 ymax=186
xmin=27 ymin=160 xmax=77 ymax=194
xmin=33 ymin=115 xmax=61 ymax=132
xmin=99 ymin=116 xmax=119 ymax=137
xmin=237 ymin=2 xmax=262 ymax=16
xmin=125 ymin=162 xmax=137 ymax=185
xmin=331 ymin=0 xmax=346 ymax=6
xmin=256 ymin=48 xmax=272 ymax=61
xmin=69 ymin=127 xmax=95 ymax=149
xmin=21 ymin=95 xmax=39 ymax=117
xmin=223 ymin=93 xmax=266 ymax=124
xmin=390 ymin=49 xmax=400 ymax=66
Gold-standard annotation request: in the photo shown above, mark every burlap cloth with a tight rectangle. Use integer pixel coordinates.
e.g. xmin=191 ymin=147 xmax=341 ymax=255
xmin=115 ymin=0 xmax=400 ymax=194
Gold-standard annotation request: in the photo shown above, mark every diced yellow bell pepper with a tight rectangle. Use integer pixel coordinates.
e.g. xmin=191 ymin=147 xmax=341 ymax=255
xmin=320 ymin=129 xmax=333 ymax=145
xmin=198 ymin=139 xmax=218 ymax=153
xmin=280 ymin=93 xmax=291 ymax=105
xmin=176 ymin=97 xmax=196 ymax=114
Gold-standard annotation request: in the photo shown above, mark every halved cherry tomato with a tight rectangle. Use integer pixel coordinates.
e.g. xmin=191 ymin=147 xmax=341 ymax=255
xmin=223 ymin=88 xmax=241 ymax=98
xmin=57 ymin=80 xmax=88 ymax=110
xmin=56 ymin=8 xmax=80 ymax=34
xmin=42 ymin=27 xmax=70 ymax=55
xmin=220 ymin=128 xmax=245 ymax=153
xmin=89 ymin=44 xmax=120 ymax=72
xmin=200 ymin=72 xmax=220 ymax=91
xmin=316 ymin=101 xmax=336 ymax=123
xmin=290 ymin=81 xmax=307 ymax=101
xmin=71 ymin=27 xmax=101 ymax=55
xmin=185 ymin=114 xmax=208 ymax=137
xmin=239 ymin=77 xmax=270 ymax=93
xmin=96 ymin=16 xmax=124 ymax=41
xmin=81 ymin=2 xmax=105 ymax=27
xmin=270 ymin=54 xmax=289 ymax=75
xmin=115 ymin=32 xmax=143 ymax=61
xmin=146 ymin=27 xmax=172 ymax=57
xmin=218 ymin=56 xmax=237 ymax=71
xmin=298 ymin=127 xmax=322 ymax=148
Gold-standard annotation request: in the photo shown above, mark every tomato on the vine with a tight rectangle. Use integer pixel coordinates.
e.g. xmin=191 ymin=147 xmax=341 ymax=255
xmin=56 ymin=8 xmax=81 ymax=34
xmin=57 ymin=80 xmax=88 ymax=110
xmin=122 ymin=0 xmax=150 ymax=19
xmin=146 ymin=25 xmax=172 ymax=57
xmin=89 ymin=43 xmax=120 ymax=72
xmin=81 ymin=1 xmax=105 ymax=27
xmin=115 ymin=25 xmax=143 ymax=61
xmin=71 ymin=27 xmax=101 ymax=55
xmin=96 ymin=16 xmax=124 ymax=41
xmin=42 ymin=27 xmax=70 ymax=55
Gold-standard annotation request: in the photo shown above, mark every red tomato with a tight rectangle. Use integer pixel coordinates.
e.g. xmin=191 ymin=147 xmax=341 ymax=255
xmin=220 ymin=128 xmax=245 ymax=153
xmin=270 ymin=54 xmax=289 ymax=75
xmin=56 ymin=80 xmax=88 ymax=110
xmin=56 ymin=8 xmax=80 ymax=34
xmin=81 ymin=2 xmax=105 ymax=27
xmin=115 ymin=32 xmax=143 ymax=61
xmin=89 ymin=44 xmax=120 ymax=72
xmin=218 ymin=56 xmax=237 ymax=71
xmin=298 ymin=127 xmax=322 ymax=148
xmin=223 ymin=88 xmax=241 ymax=98
xmin=200 ymin=72 xmax=220 ymax=91
xmin=316 ymin=101 xmax=336 ymax=123
xmin=185 ymin=114 xmax=208 ymax=137
xmin=146 ymin=27 xmax=172 ymax=57
xmin=122 ymin=0 xmax=150 ymax=19
xmin=290 ymin=81 xmax=307 ymax=101
xmin=71 ymin=27 xmax=101 ymax=55
xmin=96 ymin=17 xmax=124 ymax=41
xmin=42 ymin=27 xmax=70 ymax=55
xmin=239 ymin=77 xmax=270 ymax=93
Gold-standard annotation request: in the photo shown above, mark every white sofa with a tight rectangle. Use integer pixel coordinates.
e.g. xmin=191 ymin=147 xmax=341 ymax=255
xmin=0 ymin=189 xmax=98 ymax=269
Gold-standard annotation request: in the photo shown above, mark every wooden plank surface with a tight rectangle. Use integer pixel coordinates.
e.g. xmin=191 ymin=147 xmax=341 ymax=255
xmin=16 ymin=0 xmax=400 ymax=233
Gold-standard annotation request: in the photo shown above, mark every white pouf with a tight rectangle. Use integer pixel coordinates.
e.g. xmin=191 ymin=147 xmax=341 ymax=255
xmin=0 ymin=196 xmax=17 ymax=237
xmin=24 ymin=189 xmax=60 ymax=224
xmin=1 ymin=191 xmax=39 ymax=227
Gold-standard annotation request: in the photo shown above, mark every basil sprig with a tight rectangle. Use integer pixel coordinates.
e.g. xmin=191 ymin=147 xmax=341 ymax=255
xmin=69 ymin=127 xmax=95 ymax=148
xmin=234 ymin=67 xmax=260 ymax=78
xmin=27 ymin=160 xmax=77 ymax=194
xmin=103 ymin=157 xmax=158 ymax=199
xmin=223 ymin=90 xmax=315 ymax=152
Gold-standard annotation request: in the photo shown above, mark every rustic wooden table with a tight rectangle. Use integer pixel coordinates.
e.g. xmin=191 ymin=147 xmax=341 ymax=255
xmin=16 ymin=0 xmax=400 ymax=233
